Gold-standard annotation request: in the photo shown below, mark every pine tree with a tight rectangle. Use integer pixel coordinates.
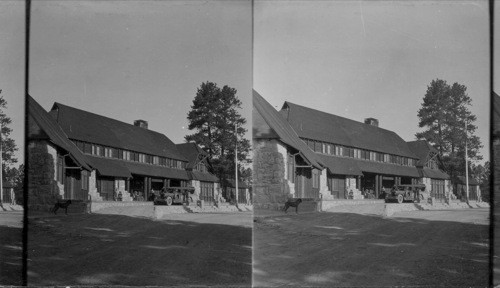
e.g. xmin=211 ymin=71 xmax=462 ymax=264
xmin=416 ymin=79 xmax=482 ymax=184
xmin=185 ymin=82 xmax=251 ymax=199
xmin=0 ymin=90 xmax=18 ymax=167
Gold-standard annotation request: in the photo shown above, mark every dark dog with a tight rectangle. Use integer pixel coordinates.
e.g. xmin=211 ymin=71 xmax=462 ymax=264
xmin=283 ymin=198 xmax=302 ymax=214
xmin=52 ymin=200 xmax=72 ymax=215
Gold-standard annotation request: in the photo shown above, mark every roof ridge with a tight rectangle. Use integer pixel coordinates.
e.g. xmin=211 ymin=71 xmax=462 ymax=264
xmin=53 ymin=102 xmax=168 ymax=138
xmin=284 ymin=100 xmax=399 ymax=135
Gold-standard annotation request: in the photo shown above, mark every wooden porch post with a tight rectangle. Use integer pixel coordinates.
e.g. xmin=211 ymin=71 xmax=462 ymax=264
xmin=143 ymin=177 xmax=148 ymax=200
xmin=375 ymin=174 xmax=380 ymax=198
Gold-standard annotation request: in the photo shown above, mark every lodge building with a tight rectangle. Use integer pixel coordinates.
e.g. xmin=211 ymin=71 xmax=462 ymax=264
xmin=28 ymin=95 xmax=221 ymax=207
xmin=253 ymin=90 xmax=452 ymax=206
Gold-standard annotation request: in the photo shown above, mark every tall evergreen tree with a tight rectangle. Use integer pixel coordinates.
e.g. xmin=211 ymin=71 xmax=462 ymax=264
xmin=416 ymin=79 xmax=482 ymax=184
xmin=185 ymin=82 xmax=251 ymax=199
xmin=0 ymin=90 xmax=18 ymax=167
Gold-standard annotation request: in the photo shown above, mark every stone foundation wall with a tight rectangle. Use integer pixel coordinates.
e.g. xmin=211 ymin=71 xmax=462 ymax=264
xmin=28 ymin=141 xmax=64 ymax=210
xmin=253 ymin=139 xmax=291 ymax=204
xmin=88 ymin=170 xmax=103 ymax=201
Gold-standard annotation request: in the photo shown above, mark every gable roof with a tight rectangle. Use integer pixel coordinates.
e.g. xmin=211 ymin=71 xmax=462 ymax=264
xmin=253 ymin=90 xmax=324 ymax=170
xmin=176 ymin=142 xmax=219 ymax=182
xmin=280 ymin=102 xmax=417 ymax=159
xmin=175 ymin=142 xmax=206 ymax=170
xmin=28 ymin=95 xmax=91 ymax=171
xmin=50 ymin=102 xmax=187 ymax=162
xmin=407 ymin=140 xmax=438 ymax=165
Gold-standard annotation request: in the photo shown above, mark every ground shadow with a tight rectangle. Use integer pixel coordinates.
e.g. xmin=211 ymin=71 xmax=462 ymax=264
xmin=254 ymin=210 xmax=489 ymax=287
xmin=0 ymin=225 xmax=23 ymax=286
xmin=28 ymin=213 xmax=252 ymax=287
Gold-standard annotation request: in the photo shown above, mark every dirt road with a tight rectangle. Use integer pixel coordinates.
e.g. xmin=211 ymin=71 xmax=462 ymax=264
xmin=0 ymin=211 xmax=23 ymax=286
xmin=254 ymin=207 xmax=489 ymax=287
xmin=28 ymin=212 xmax=252 ymax=286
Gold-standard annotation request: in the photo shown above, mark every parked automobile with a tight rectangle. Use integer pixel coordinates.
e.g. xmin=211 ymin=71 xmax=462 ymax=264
xmin=385 ymin=184 xmax=427 ymax=204
xmin=154 ymin=187 xmax=195 ymax=206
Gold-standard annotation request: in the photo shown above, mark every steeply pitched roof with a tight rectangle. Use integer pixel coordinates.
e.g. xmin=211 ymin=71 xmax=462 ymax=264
xmin=419 ymin=167 xmax=449 ymax=180
xmin=176 ymin=142 xmax=219 ymax=182
xmin=280 ymin=102 xmax=418 ymax=159
xmin=28 ymin=95 xmax=92 ymax=171
xmin=50 ymin=102 xmax=187 ymax=162
xmin=253 ymin=90 xmax=324 ymax=170
xmin=407 ymin=140 xmax=438 ymax=165
xmin=175 ymin=142 xmax=206 ymax=170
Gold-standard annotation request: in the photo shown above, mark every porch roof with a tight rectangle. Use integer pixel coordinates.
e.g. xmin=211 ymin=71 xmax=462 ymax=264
xmin=317 ymin=154 xmax=363 ymax=176
xmin=122 ymin=161 xmax=190 ymax=180
xmin=85 ymin=156 xmax=190 ymax=180
xmin=355 ymin=159 xmax=420 ymax=178
xmin=85 ymin=156 xmax=132 ymax=178
xmin=419 ymin=167 xmax=449 ymax=180
xmin=189 ymin=171 xmax=219 ymax=182
xmin=318 ymin=154 xmax=419 ymax=178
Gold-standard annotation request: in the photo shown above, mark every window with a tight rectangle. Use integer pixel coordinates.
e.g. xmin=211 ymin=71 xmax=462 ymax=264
xmin=287 ymin=154 xmax=295 ymax=183
xmin=377 ymin=153 xmax=384 ymax=162
xmin=312 ymin=170 xmax=320 ymax=188
xmin=160 ymin=157 xmax=166 ymax=166
xmin=354 ymin=149 xmax=361 ymax=159
xmin=139 ymin=153 xmax=146 ymax=163
xmin=57 ymin=155 xmax=64 ymax=183
xmin=153 ymin=156 xmax=159 ymax=165
xmin=322 ymin=143 xmax=326 ymax=154
xmin=327 ymin=144 xmax=331 ymax=155
xmin=123 ymin=150 xmax=130 ymax=161
xmin=104 ymin=147 xmax=112 ymax=158
xmin=369 ymin=151 xmax=376 ymax=161
xmin=81 ymin=171 xmax=89 ymax=190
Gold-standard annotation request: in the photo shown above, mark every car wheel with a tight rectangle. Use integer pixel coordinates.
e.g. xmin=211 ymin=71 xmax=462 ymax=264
xmin=166 ymin=196 xmax=173 ymax=206
xmin=397 ymin=194 xmax=403 ymax=204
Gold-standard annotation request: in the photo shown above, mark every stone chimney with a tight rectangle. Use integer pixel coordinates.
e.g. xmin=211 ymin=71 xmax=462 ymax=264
xmin=134 ymin=119 xmax=148 ymax=129
xmin=364 ymin=118 xmax=379 ymax=127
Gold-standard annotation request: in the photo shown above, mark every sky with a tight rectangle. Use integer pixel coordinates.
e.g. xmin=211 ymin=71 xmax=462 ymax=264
xmin=27 ymin=0 xmax=252 ymax=162
xmin=0 ymin=1 xmax=25 ymax=166
xmin=495 ymin=2 xmax=500 ymax=92
xmin=254 ymin=0 xmax=490 ymax=166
